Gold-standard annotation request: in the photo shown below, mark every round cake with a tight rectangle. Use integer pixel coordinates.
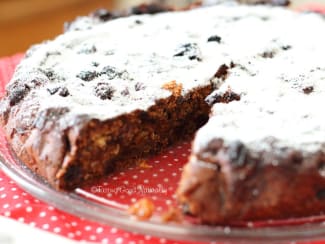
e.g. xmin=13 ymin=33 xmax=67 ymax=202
xmin=1 ymin=1 xmax=325 ymax=223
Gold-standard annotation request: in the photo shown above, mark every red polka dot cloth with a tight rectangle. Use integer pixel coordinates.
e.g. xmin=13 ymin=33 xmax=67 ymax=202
xmin=1 ymin=6 xmax=325 ymax=243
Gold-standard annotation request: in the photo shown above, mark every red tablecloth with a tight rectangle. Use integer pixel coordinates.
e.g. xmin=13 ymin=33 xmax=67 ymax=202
xmin=1 ymin=5 xmax=325 ymax=243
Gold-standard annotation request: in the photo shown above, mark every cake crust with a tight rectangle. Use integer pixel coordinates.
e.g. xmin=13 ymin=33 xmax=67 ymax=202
xmin=177 ymin=139 xmax=325 ymax=223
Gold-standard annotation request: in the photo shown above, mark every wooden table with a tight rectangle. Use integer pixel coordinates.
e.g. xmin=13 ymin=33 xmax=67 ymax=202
xmin=0 ymin=0 xmax=116 ymax=57
xmin=0 ymin=0 xmax=324 ymax=57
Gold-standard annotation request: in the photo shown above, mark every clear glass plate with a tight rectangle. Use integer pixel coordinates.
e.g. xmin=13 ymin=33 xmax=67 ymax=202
xmin=1 ymin=129 xmax=325 ymax=243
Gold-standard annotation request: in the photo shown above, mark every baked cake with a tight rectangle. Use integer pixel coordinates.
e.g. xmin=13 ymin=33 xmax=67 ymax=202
xmin=1 ymin=1 xmax=325 ymax=223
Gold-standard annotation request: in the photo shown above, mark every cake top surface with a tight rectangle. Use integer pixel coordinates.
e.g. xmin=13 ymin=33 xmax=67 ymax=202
xmin=3 ymin=3 xmax=325 ymax=154
xmin=6 ymin=3 xmax=316 ymax=121
xmin=193 ymin=9 xmax=325 ymax=154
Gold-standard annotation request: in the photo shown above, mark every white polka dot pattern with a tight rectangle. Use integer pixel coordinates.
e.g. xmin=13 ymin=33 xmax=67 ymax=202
xmin=0 ymin=140 xmax=194 ymax=244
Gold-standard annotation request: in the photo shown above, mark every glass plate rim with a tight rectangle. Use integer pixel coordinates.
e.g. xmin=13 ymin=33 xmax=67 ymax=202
xmin=1 ymin=144 xmax=325 ymax=243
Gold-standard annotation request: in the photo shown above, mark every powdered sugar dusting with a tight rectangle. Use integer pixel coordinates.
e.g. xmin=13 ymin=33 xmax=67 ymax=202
xmin=194 ymin=11 xmax=325 ymax=153
xmin=7 ymin=3 xmax=325 ymax=153
xmin=10 ymin=4 xmax=308 ymax=121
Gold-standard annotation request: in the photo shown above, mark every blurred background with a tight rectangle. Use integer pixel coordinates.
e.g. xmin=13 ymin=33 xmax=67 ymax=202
xmin=0 ymin=0 xmax=324 ymax=57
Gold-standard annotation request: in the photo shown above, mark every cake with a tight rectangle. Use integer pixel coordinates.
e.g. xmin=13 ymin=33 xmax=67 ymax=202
xmin=1 ymin=1 xmax=325 ymax=223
